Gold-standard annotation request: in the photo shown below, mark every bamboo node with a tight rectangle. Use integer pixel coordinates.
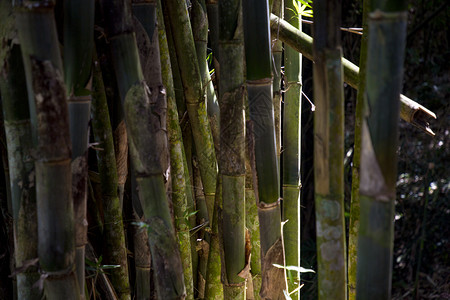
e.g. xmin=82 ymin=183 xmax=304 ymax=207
xmin=258 ymin=198 xmax=281 ymax=210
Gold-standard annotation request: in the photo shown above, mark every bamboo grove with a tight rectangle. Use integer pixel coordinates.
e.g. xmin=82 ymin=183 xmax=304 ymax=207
xmin=0 ymin=0 xmax=437 ymax=299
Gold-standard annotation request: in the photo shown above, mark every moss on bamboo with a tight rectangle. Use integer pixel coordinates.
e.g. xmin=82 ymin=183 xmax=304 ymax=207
xmin=155 ymin=0 xmax=196 ymax=296
xmin=91 ymin=50 xmax=131 ymax=300
xmin=348 ymin=1 xmax=370 ymax=298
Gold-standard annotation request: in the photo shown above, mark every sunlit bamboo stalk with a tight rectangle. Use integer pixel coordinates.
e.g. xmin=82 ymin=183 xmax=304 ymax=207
xmin=356 ymin=1 xmax=408 ymax=299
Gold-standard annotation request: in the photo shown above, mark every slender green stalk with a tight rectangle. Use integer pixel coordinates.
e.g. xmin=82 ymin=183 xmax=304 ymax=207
xmin=272 ymin=0 xmax=283 ymax=163
xmin=100 ymin=1 xmax=185 ymax=298
xmin=0 ymin=25 xmax=41 ymax=299
xmin=164 ymin=1 xmax=220 ymax=297
xmin=91 ymin=49 xmax=131 ymax=300
xmin=348 ymin=0 xmax=370 ymax=298
xmin=269 ymin=14 xmax=437 ymax=135
xmin=356 ymin=2 xmax=408 ymax=299
xmin=191 ymin=3 xmax=223 ymax=292
xmin=148 ymin=1 xmax=198 ymax=298
xmin=14 ymin=1 xmax=80 ymax=298
xmin=165 ymin=0 xmax=218 ymax=226
xmin=63 ymin=1 xmax=94 ymax=296
xmin=243 ymin=0 xmax=285 ymax=298
xmin=192 ymin=0 xmax=220 ymax=151
xmin=218 ymin=0 xmax=246 ymax=297
xmin=204 ymin=176 xmax=223 ymax=299
xmin=282 ymin=0 xmax=302 ymax=297
xmin=312 ymin=0 xmax=347 ymax=299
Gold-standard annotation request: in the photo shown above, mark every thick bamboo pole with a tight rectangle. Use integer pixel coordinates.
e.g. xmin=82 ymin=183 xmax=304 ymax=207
xmin=91 ymin=49 xmax=131 ymax=300
xmin=312 ymin=0 xmax=347 ymax=299
xmin=0 ymin=39 xmax=41 ymax=299
xmin=282 ymin=0 xmax=302 ymax=297
xmin=100 ymin=1 xmax=185 ymax=298
xmin=356 ymin=1 xmax=408 ymax=299
xmin=269 ymin=14 xmax=437 ymax=135
xmin=218 ymin=0 xmax=246 ymax=297
xmin=63 ymin=1 xmax=94 ymax=296
xmin=348 ymin=0 xmax=370 ymax=298
xmin=14 ymin=1 xmax=80 ymax=298
xmin=242 ymin=0 xmax=285 ymax=298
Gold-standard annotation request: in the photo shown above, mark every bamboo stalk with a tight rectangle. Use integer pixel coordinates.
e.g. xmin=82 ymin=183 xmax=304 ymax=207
xmin=192 ymin=0 xmax=220 ymax=152
xmin=63 ymin=1 xmax=95 ymax=296
xmin=165 ymin=0 xmax=218 ymax=227
xmin=0 ymin=35 xmax=41 ymax=299
xmin=218 ymin=0 xmax=246 ymax=297
xmin=100 ymin=1 xmax=185 ymax=298
xmin=91 ymin=49 xmax=131 ymax=300
xmin=245 ymin=156 xmax=261 ymax=300
xmin=272 ymin=0 xmax=283 ymax=164
xmin=134 ymin=1 xmax=196 ymax=298
xmin=269 ymin=14 xmax=437 ymax=135
xmin=348 ymin=0 xmax=370 ymax=298
xmin=312 ymin=0 xmax=347 ymax=299
xmin=242 ymin=0 xmax=285 ymax=298
xmin=356 ymin=2 xmax=408 ymax=299
xmin=282 ymin=0 xmax=302 ymax=298
xmin=14 ymin=1 xmax=80 ymax=297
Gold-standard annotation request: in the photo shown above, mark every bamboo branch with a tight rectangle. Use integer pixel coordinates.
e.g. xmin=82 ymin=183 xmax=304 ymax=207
xmin=269 ymin=14 xmax=437 ymax=136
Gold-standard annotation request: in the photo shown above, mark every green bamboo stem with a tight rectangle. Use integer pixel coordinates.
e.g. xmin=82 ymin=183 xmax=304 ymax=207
xmin=245 ymin=159 xmax=261 ymax=300
xmin=0 ymin=39 xmax=41 ymax=299
xmin=14 ymin=1 xmax=80 ymax=298
xmin=356 ymin=2 xmax=408 ymax=299
xmin=269 ymin=14 xmax=437 ymax=135
xmin=243 ymin=0 xmax=285 ymax=298
xmin=348 ymin=0 xmax=370 ymax=298
xmin=100 ymin=1 xmax=185 ymax=298
xmin=272 ymin=0 xmax=283 ymax=163
xmin=63 ymin=1 xmax=94 ymax=296
xmin=204 ymin=176 xmax=223 ymax=299
xmin=312 ymin=1 xmax=347 ymax=299
xmin=165 ymin=0 xmax=218 ymax=227
xmin=91 ymin=49 xmax=131 ymax=300
xmin=192 ymin=0 xmax=220 ymax=152
xmin=139 ymin=1 xmax=197 ymax=298
xmin=282 ymin=1 xmax=302 ymax=297
xmin=218 ymin=0 xmax=246 ymax=297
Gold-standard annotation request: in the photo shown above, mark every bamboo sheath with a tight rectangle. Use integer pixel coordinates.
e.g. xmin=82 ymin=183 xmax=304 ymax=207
xmin=269 ymin=14 xmax=436 ymax=135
